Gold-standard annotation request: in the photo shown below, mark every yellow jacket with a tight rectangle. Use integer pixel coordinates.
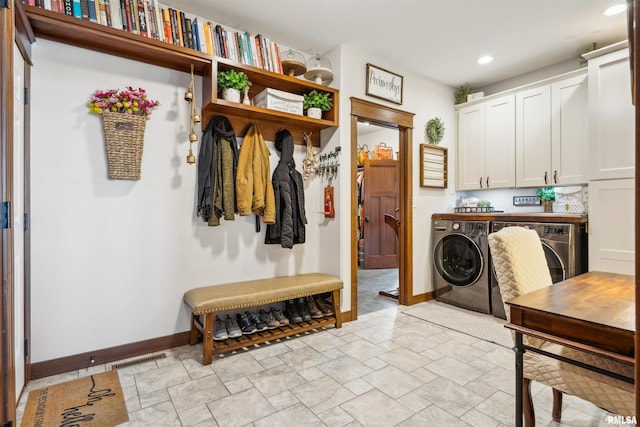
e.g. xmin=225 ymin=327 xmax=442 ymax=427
xmin=236 ymin=124 xmax=276 ymax=223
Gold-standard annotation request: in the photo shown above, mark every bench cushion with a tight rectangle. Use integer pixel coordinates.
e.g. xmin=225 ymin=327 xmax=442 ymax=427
xmin=184 ymin=273 xmax=343 ymax=314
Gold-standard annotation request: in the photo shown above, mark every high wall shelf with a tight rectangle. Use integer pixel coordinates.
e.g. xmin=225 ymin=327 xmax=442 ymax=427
xmin=22 ymin=4 xmax=339 ymax=146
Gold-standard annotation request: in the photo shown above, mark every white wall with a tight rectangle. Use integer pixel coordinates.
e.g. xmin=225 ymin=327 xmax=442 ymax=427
xmin=30 ymin=40 xmax=326 ymax=362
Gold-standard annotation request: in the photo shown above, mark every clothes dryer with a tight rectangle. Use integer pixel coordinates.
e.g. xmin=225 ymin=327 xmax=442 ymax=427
xmin=489 ymin=221 xmax=588 ymax=319
xmin=432 ymin=219 xmax=491 ymax=313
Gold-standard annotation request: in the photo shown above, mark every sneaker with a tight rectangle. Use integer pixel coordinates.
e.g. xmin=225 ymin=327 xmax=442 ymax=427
xmin=306 ymin=296 xmax=324 ymax=319
xmin=297 ymin=298 xmax=312 ymax=322
xmin=214 ymin=315 xmax=228 ymax=340
xmin=246 ymin=311 xmax=268 ymax=332
xmin=285 ymin=300 xmax=303 ymax=324
xmin=270 ymin=307 xmax=289 ymax=326
xmin=226 ymin=315 xmax=243 ymax=338
xmin=260 ymin=309 xmax=279 ymax=329
xmin=315 ymin=296 xmax=334 ymax=316
xmin=236 ymin=313 xmax=257 ymax=334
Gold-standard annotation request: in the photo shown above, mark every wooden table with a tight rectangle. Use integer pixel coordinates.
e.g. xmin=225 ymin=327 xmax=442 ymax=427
xmin=505 ymin=271 xmax=635 ymax=427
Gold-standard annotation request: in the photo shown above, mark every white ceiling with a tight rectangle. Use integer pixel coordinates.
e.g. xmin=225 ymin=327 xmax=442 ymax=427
xmin=169 ymin=0 xmax=629 ymax=88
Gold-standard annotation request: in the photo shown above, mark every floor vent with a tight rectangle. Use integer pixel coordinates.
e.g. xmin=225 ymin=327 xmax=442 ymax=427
xmin=112 ymin=353 xmax=166 ymax=369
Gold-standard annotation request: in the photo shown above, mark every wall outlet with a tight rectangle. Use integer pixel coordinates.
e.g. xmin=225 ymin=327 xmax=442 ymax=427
xmin=513 ymin=196 xmax=541 ymax=206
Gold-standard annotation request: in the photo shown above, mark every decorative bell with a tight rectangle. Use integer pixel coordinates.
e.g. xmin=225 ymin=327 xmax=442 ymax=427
xmin=192 ymin=113 xmax=201 ymax=123
xmin=186 ymin=152 xmax=196 ymax=164
xmin=189 ymin=131 xmax=198 ymax=142
xmin=184 ymin=90 xmax=193 ymax=102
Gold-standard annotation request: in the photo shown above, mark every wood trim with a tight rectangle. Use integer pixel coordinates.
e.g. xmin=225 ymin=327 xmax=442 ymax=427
xmin=633 ymin=0 xmax=640 ymax=416
xmin=407 ymin=291 xmax=435 ymax=305
xmin=30 ymin=331 xmax=191 ymax=379
xmin=14 ymin=1 xmax=33 ymax=65
xmin=350 ymin=97 xmax=415 ymax=318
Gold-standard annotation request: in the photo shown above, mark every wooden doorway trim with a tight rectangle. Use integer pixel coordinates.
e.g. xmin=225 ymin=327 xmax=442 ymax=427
xmin=350 ymin=97 xmax=414 ymax=320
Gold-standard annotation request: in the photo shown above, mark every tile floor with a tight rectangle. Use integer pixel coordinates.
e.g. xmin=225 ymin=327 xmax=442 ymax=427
xmin=17 ymin=302 xmax=616 ymax=427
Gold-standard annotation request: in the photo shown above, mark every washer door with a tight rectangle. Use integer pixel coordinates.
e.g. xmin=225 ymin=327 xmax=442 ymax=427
xmin=542 ymin=242 xmax=566 ymax=283
xmin=434 ymin=234 xmax=483 ymax=287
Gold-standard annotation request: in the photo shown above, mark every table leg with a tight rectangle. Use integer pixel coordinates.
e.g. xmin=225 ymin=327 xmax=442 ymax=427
xmin=514 ymin=332 xmax=524 ymax=427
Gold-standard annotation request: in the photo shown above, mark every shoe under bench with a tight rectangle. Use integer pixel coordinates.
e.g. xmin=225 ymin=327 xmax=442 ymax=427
xmin=183 ymin=273 xmax=343 ymax=365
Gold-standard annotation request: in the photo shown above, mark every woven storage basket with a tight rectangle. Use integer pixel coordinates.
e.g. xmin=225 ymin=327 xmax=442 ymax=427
xmin=101 ymin=111 xmax=147 ymax=180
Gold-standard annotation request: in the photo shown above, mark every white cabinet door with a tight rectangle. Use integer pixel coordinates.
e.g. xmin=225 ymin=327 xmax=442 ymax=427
xmin=588 ymin=48 xmax=635 ymax=180
xmin=484 ymin=94 xmax=515 ymax=189
xmin=588 ymin=179 xmax=635 ymax=274
xmin=457 ymin=103 xmax=485 ymax=190
xmin=516 ymin=85 xmax=552 ymax=187
xmin=551 ymin=73 xmax=588 ymax=185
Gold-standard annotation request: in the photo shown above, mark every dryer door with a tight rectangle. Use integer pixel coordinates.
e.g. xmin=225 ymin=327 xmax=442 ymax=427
xmin=433 ymin=234 xmax=484 ymax=287
xmin=541 ymin=242 xmax=566 ymax=283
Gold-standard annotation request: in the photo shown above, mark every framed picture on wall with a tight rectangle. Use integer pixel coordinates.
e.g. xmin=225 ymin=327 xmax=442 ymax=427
xmin=366 ymin=63 xmax=403 ymax=104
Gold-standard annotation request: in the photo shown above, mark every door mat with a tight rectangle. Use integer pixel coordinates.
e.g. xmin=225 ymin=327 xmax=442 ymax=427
xmin=21 ymin=369 xmax=128 ymax=427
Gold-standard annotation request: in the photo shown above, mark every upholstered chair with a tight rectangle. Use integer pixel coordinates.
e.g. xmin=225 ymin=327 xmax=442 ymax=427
xmin=488 ymin=226 xmax=634 ymax=426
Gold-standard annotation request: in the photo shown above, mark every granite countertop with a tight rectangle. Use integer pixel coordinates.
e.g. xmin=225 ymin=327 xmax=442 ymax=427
xmin=431 ymin=212 xmax=587 ymax=223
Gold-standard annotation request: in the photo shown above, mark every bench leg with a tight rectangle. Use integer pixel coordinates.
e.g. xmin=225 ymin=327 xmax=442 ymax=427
xmin=189 ymin=313 xmax=200 ymax=345
xmin=331 ymin=289 xmax=342 ymax=328
xmin=202 ymin=313 xmax=214 ymax=365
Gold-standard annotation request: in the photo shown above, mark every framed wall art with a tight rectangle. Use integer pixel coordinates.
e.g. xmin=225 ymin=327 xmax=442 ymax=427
xmin=420 ymin=144 xmax=448 ymax=188
xmin=366 ymin=63 xmax=403 ymax=104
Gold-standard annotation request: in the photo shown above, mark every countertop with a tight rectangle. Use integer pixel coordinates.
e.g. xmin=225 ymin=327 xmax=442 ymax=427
xmin=431 ymin=212 xmax=588 ymax=223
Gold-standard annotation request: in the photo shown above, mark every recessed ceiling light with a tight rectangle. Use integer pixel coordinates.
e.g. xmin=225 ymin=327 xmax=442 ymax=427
xmin=478 ymin=56 xmax=494 ymax=65
xmin=603 ymin=3 xmax=627 ymax=16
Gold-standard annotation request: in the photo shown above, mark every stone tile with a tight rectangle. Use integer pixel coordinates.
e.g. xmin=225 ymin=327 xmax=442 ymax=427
xmin=479 ymin=346 xmax=516 ymax=371
xmin=432 ymin=339 xmax=488 ymax=363
xmin=267 ymin=390 xmax=299 ymax=411
xmin=300 ymin=329 xmax=349 ymax=352
xmin=410 ymin=367 xmax=439 ymax=384
xmin=337 ymin=339 xmax=387 ymax=362
xmin=258 ymin=354 xmax=286 ymax=369
xmin=475 ymin=390 xmax=516 ymax=425
xmin=460 ymin=408 xmax=501 ymax=427
xmin=298 ymin=366 xmax=326 ymax=381
xmin=398 ymin=404 xmax=473 ymax=426
xmin=23 ymin=371 xmax=79 ymax=392
xmin=122 ymin=400 xmax=182 ymax=426
xmin=248 ymin=341 xmax=291 ymax=361
xmin=340 ymin=389 xmax=414 ymax=426
xmin=475 ymin=366 xmax=515 ymax=396
xmin=390 ymin=333 xmax=440 ymax=353
xmin=362 ymin=365 xmax=424 ymax=399
xmin=363 ymin=357 xmax=387 ymax=370
xmin=343 ymin=378 xmax=375 ymax=395
xmin=223 ymin=376 xmax=253 ymax=394
xmin=247 ymin=364 xmax=307 ymax=397
xmin=291 ymin=375 xmax=356 ymax=414
xmin=135 ymin=362 xmax=191 ymax=396
xmin=396 ymin=392 xmax=430 ymax=412
xmin=353 ymin=324 xmax=402 ymax=344
xmin=177 ymin=404 xmax=215 ymax=427
xmin=122 ymin=384 xmax=141 ymax=412
xmin=413 ymin=376 xmax=485 ymax=417
xmin=167 ymin=374 xmax=229 ymax=413
xmin=253 ymin=402 xmax=325 ymax=427
xmin=207 ymin=387 xmax=276 ymax=427
xmin=279 ymin=345 xmax=330 ymax=371
xmin=317 ymin=355 xmax=373 ymax=384
xmin=317 ymin=406 xmax=356 ymax=427
xmin=377 ymin=347 xmax=431 ymax=372
xmin=182 ymin=358 xmax=215 ymax=380
xmin=139 ymin=388 xmax=170 ymax=409
xmin=212 ymin=353 xmax=265 ymax=382
xmin=424 ymin=355 xmax=486 ymax=386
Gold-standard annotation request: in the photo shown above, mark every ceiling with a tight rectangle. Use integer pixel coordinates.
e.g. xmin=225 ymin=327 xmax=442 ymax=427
xmin=169 ymin=0 xmax=629 ymax=89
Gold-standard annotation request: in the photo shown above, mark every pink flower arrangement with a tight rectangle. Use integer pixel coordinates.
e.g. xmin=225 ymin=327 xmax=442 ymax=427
xmin=88 ymin=86 xmax=160 ymax=120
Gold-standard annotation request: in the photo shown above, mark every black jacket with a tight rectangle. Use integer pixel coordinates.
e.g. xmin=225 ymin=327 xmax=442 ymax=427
xmin=197 ymin=116 xmax=239 ymax=226
xmin=265 ymin=129 xmax=306 ymax=248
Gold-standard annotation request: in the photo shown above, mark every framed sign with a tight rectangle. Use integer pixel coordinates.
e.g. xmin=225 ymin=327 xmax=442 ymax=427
xmin=366 ymin=63 xmax=403 ymax=104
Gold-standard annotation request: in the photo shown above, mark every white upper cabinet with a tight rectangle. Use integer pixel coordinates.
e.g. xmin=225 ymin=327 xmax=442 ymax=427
xmin=515 ymin=72 xmax=588 ymax=188
xmin=586 ymin=44 xmax=634 ymax=180
xmin=457 ymin=95 xmax=515 ymax=190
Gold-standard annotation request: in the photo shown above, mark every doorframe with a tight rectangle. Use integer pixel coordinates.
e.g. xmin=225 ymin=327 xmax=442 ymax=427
xmin=350 ymin=97 xmax=414 ymax=319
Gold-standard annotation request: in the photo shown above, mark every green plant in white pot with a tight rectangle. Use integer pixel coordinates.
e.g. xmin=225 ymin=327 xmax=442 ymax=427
xmin=425 ymin=117 xmax=445 ymax=145
xmin=303 ymin=90 xmax=333 ymax=119
xmin=217 ymin=70 xmax=251 ymax=103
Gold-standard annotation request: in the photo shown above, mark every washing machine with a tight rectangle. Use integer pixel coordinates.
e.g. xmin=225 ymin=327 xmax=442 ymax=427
xmin=490 ymin=221 xmax=588 ymax=319
xmin=432 ymin=219 xmax=492 ymax=313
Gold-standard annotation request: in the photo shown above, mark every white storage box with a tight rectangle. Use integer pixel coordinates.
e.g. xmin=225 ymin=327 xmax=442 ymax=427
xmin=253 ymin=88 xmax=303 ymax=115
xmin=467 ymin=92 xmax=485 ymax=101
xmin=554 ymin=186 xmax=585 ymax=204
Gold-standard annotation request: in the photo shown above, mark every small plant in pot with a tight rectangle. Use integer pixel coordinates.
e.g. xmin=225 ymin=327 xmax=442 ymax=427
xmin=536 ymin=186 xmax=555 ymax=212
xmin=303 ymin=90 xmax=332 ymax=119
xmin=217 ymin=70 xmax=251 ymax=103
xmin=454 ymin=83 xmax=473 ymax=105
xmin=425 ymin=117 xmax=445 ymax=145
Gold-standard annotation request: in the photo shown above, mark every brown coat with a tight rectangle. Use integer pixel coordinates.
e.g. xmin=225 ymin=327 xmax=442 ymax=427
xmin=236 ymin=124 xmax=276 ymax=223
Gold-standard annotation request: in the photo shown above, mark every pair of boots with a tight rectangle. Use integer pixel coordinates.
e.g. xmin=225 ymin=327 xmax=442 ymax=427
xmin=285 ymin=296 xmax=334 ymax=324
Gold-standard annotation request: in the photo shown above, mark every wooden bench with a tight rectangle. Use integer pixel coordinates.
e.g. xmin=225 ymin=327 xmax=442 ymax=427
xmin=183 ymin=273 xmax=343 ymax=364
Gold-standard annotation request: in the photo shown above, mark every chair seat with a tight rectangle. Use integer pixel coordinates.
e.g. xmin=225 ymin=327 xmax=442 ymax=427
xmin=525 ymin=342 xmax=634 ymax=416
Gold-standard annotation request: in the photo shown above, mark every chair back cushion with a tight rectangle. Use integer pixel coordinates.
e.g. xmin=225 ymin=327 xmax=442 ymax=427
xmin=488 ymin=226 xmax=553 ymax=322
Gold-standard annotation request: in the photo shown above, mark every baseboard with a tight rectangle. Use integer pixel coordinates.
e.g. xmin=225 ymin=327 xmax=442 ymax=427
xmin=340 ymin=310 xmax=353 ymax=323
xmin=407 ymin=291 xmax=435 ymax=305
xmin=30 ymin=331 xmax=191 ymax=380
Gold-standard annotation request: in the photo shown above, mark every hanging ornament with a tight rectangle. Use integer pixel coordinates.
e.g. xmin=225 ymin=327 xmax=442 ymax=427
xmin=185 ymin=63 xmax=198 ymax=165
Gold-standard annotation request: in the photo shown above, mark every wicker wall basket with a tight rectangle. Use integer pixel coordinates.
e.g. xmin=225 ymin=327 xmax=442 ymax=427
xmin=101 ymin=111 xmax=147 ymax=180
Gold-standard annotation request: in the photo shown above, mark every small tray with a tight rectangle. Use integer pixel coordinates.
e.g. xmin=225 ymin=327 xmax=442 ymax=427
xmin=454 ymin=206 xmax=494 ymax=213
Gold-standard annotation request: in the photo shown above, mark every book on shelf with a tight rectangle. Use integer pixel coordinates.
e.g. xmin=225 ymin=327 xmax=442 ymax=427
xmin=108 ymin=0 xmax=122 ymax=29
xmin=152 ymin=0 xmax=164 ymax=41
xmin=86 ymin=0 xmax=97 ymax=23
xmin=62 ymin=0 xmax=73 ymax=15
xmin=136 ymin=0 xmax=147 ymax=37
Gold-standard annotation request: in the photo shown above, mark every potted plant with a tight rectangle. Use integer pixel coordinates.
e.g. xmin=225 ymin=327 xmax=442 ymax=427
xmin=217 ymin=70 xmax=251 ymax=103
xmin=454 ymin=83 xmax=473 ymax=104
xmin=536 ymin=187 xmax=555 ymax=212
xmin=425 ymin=117 xmax=445 ymax=145
xmin=303 ymin=90 xmax=333 ymax=119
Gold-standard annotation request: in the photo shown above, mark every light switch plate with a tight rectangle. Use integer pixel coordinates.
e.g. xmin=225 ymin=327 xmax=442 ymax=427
xmin=513 ymin=196 xmax=541 ymax=206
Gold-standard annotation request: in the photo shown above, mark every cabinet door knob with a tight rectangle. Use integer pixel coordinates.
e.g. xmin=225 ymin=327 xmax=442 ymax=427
xmin=544 ymin=171 xmax=548 ymax=184
xmin=553 ymin=170 xmax=558 ymax=184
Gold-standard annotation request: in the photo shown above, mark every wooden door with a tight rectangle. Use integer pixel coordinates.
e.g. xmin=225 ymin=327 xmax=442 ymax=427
xmin=362 ymin=159 xmax=399 ymax=269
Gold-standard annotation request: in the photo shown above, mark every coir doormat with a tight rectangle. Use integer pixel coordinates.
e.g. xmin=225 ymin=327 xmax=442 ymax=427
xmin=21 ymin=369 xmax=128 ymax=427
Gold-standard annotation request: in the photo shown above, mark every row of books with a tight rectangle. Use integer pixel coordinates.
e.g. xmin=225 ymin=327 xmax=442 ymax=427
xmin=23 ymin=0 xmax=285 ymax=74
